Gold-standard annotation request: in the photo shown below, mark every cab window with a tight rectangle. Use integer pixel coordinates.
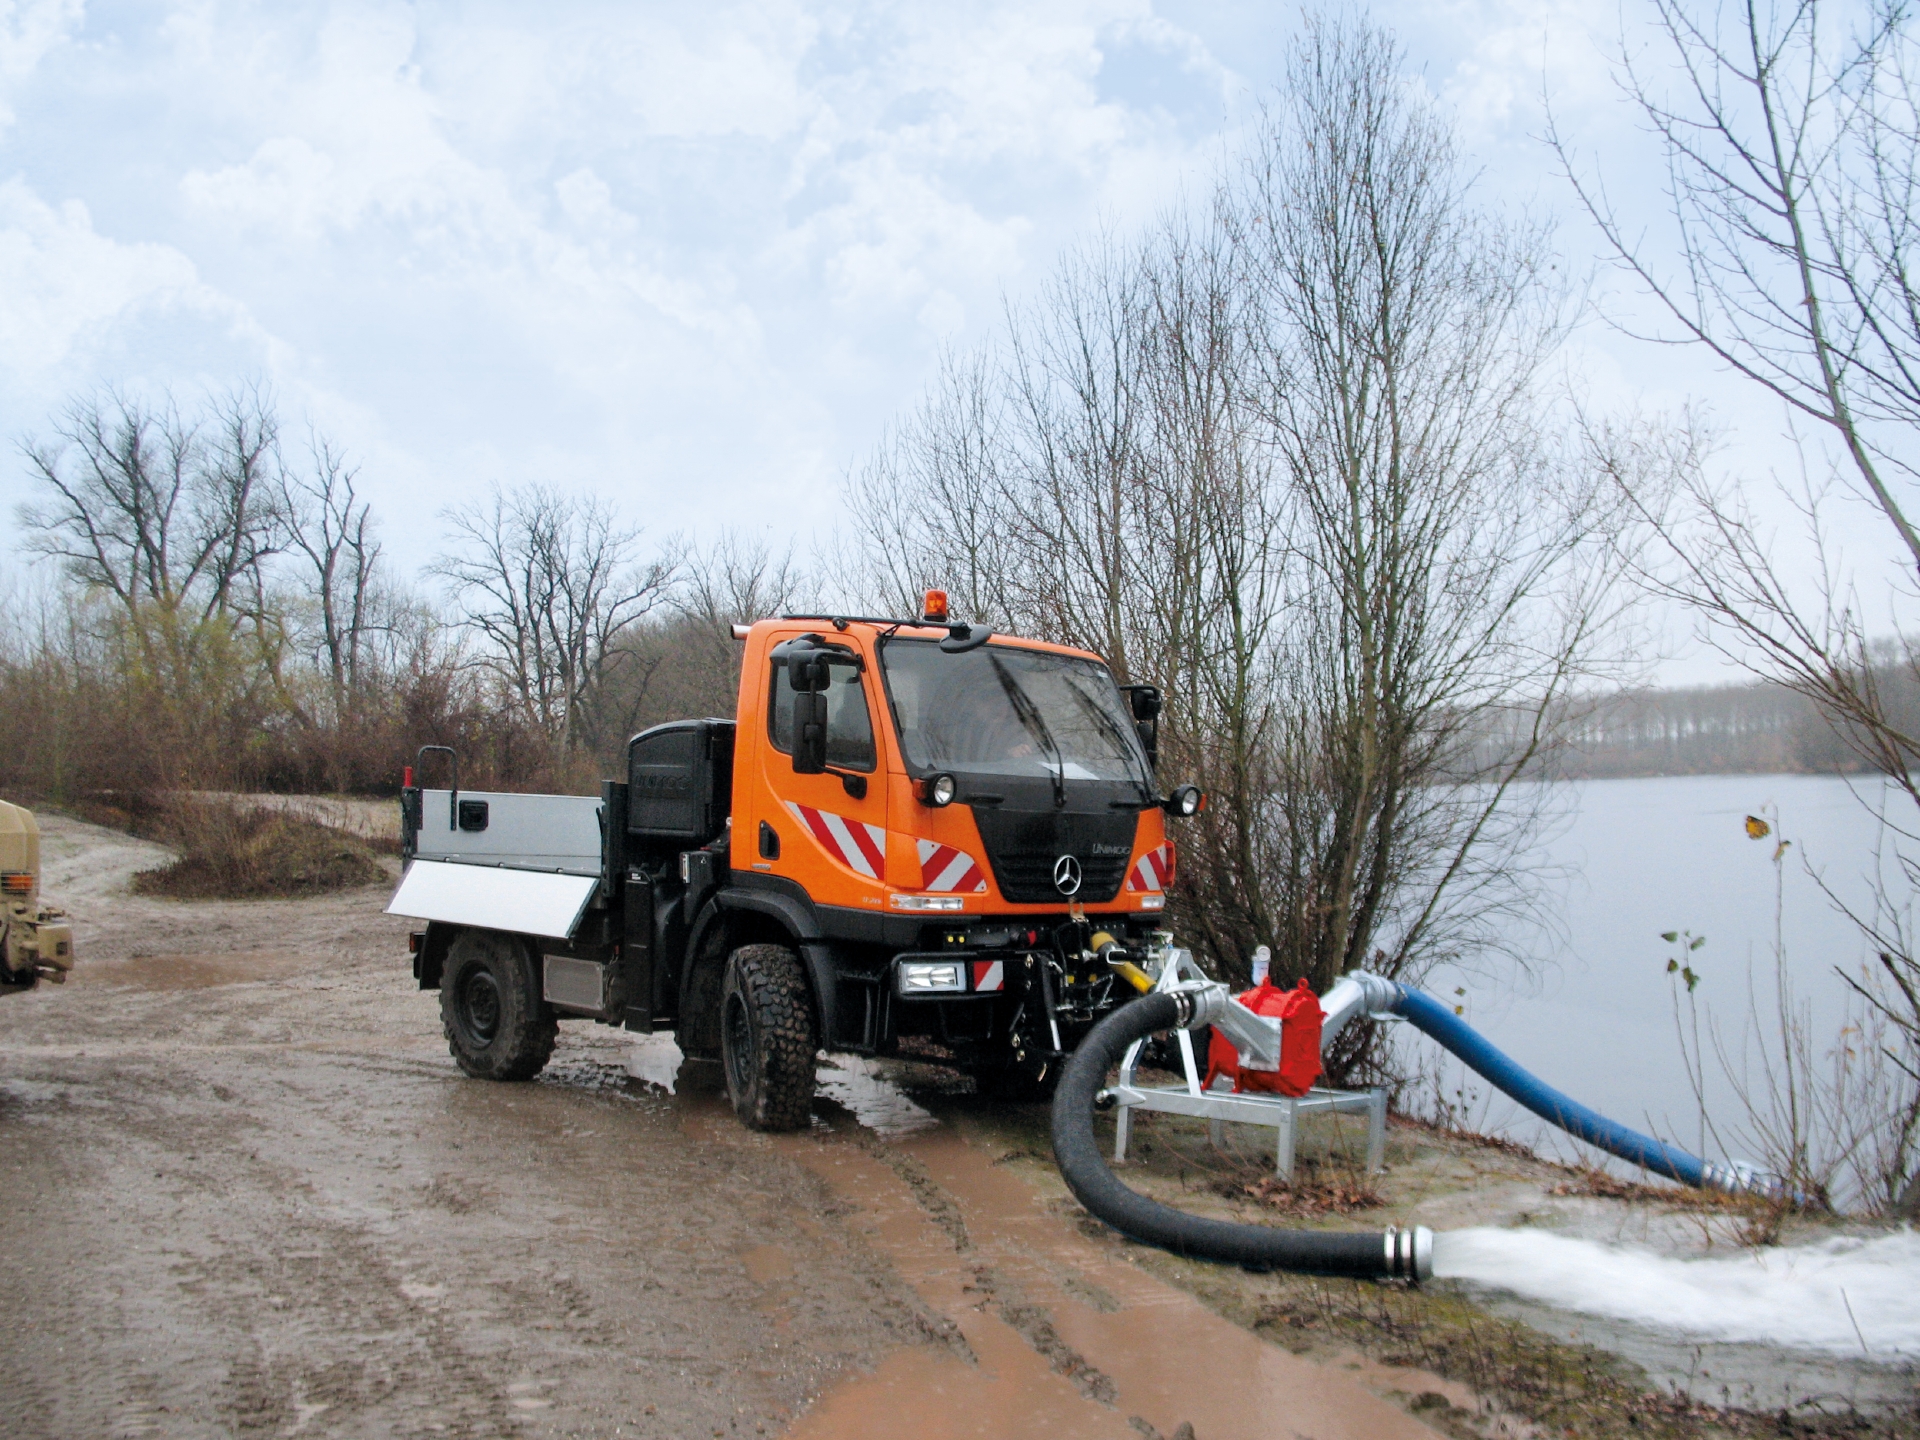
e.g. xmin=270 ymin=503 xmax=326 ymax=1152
xmin=769 ymin=654 xmax=877 ymax=772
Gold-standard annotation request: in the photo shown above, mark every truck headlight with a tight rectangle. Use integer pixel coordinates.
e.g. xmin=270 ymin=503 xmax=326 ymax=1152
xmin=1139 ymin=894 xmax=1165 ymax=910
xmin=889 ymin=894 xmax=965 ymax=911
xmin=897 ymin=961 xmax=965 ymax=994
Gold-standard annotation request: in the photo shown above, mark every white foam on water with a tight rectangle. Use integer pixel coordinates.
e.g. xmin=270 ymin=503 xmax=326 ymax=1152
xmin=1433 ymin=1226 xmax=1920 ymax=1359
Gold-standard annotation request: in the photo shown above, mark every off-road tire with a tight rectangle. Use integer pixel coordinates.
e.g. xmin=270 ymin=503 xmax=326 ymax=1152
xmin=720 ymin=944 xmax=818 ymax=1131
xmin=440 ymin=929 xmax=556 ymax=1081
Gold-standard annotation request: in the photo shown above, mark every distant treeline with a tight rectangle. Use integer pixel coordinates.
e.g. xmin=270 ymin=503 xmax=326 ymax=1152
xmin=1508 ymin=670 xmax=1920 ymax=779
xmin=0 ymin=387 xmax=798 ymax=804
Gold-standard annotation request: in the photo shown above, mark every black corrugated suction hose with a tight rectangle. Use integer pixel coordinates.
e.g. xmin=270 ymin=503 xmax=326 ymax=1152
xmin=1049 ymin=991 xmax=1431 ymax=1280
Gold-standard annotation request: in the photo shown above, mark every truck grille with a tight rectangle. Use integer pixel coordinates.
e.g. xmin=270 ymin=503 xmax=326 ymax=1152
xmin=970 ymin=808 xmax=1138 ymax=905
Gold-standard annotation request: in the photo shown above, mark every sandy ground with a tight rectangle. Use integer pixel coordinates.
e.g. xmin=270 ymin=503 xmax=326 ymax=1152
xmin=0 ymin=812 xmax=1471 ymax=1440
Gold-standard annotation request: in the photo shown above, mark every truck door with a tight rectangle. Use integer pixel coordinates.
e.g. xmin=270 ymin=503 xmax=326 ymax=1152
xmin=754 ymin=644 xmax=890 ymax=905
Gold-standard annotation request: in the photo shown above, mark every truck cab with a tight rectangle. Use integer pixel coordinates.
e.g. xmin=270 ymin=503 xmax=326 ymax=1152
xmin=393 ymin=598 xmax=1199 ymax=1130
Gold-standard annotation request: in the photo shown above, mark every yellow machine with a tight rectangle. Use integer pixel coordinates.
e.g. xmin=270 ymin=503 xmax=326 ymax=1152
xmin=0 ymin=800 xmax=73 ymax=991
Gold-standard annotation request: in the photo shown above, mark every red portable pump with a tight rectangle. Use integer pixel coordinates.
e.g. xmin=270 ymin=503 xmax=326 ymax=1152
xmin=1202 ymin=976 xmax=1323 ymax=1096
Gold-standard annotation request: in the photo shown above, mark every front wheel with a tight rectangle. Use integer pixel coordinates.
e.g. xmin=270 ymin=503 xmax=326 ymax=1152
xmin=440 ymin=929 xmax=556 ymax=1081
xmin=720 ymin=944 xmax=818 ymax=1131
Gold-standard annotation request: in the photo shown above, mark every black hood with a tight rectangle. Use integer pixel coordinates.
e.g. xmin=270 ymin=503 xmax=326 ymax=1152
xmin=966 ymin=776 xmax=1141 ymax=904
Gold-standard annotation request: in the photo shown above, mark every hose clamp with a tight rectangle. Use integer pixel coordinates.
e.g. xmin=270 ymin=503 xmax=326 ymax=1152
xmin=1166 ymin=981 xmax=1225 ymax=1032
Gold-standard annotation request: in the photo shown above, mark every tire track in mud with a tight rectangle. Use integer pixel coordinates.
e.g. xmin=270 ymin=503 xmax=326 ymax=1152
xmin=817 ymin=1113 xmax=1123 ymax=1404
xmin=772 ymin=1108 xmax=1452 ymax=1440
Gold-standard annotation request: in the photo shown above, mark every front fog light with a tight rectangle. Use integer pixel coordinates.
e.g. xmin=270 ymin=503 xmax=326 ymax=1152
xmin=897 ymin=961 xmax=965 ymax=995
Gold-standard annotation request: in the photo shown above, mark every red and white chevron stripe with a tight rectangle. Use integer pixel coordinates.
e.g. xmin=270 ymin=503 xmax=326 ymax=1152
xmin=1126 ymin=842 xmax=1174 ymax=893
xmin=784 ymin=801 xmax=887 ymax=879
xmin=915 ymin=839 xmax=988 ymax=894
xmin=972 ymin=959 xmax=1004 ymax=992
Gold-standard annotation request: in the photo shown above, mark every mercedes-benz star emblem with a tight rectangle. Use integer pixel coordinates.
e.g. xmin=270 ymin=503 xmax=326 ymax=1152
xmin=1052 ymin=854 xmax=1083 ymax=897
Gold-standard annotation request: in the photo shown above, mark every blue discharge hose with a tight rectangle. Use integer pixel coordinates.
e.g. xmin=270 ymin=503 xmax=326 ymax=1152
xmin=1389 ymin=984 xmax=1737 ymax=1191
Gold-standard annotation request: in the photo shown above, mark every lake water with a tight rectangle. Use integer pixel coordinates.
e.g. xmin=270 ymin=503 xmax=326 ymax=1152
xmin=1409 ymin=773 xmax=1908 ymax=1189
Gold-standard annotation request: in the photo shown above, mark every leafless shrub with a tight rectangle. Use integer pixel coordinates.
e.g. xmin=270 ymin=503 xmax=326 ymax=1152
xmin=129 ymin=794 xmax=384 ymax=899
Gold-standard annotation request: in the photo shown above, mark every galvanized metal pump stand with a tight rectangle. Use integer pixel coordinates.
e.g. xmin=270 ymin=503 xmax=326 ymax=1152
xmin=1110 ymin=948 xmax=1386 ymax=1181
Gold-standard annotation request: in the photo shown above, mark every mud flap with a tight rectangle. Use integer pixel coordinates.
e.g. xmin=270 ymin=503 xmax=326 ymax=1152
xmin=798 ymin=942 xmax=841 ymax=1050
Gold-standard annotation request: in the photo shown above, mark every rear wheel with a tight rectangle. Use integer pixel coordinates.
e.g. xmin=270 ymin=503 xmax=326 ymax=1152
xmin=720 ymin=944 xmax=818 ymax=1131
xmin=440 ymin=929 xmax=556 ymax=1081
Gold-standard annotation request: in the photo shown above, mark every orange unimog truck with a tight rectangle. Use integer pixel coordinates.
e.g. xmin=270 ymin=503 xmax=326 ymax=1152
xmin=387 ymin=594 xmax=1202 ymax=1130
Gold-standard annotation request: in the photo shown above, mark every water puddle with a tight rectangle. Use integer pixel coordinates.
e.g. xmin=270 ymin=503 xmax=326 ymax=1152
xmin=813 ymin=1054 xmax=939 ymax=1137
xmin=742 ymin=1243 xmax=795 ymax=1285
xmin=625 ymin=1034 xmax=685 ymax=1093
xmin=773 ymin=1122 xmax=1455 ymax=1440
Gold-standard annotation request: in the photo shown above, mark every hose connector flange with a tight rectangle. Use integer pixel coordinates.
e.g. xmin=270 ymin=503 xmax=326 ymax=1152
xmin=1384 ymin=1225 xmax=1434 ymax=1283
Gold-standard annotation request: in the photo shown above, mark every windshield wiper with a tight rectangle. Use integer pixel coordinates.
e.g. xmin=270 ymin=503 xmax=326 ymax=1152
xmin=989 ymin=653 xmax=1067 ymax=810
xmin=1062 ymin=673 xmax=1156 ymax=805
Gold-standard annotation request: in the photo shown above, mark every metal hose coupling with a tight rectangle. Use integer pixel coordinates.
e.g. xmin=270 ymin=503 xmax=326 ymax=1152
xmin=1175 ymin=981 xmax=1281 ymax=1068
xmin=1384 ymin=1225 xmax=1434 ymax=1282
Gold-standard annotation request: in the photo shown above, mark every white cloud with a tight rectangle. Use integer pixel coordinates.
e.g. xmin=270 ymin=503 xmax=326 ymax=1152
xmin=0 ymin=1 xmax=1239 ymax=565
xmin=0 ymin=0 xmax=81 ymax=135
xmin=0 ymin=178 xmax=230 ymax=375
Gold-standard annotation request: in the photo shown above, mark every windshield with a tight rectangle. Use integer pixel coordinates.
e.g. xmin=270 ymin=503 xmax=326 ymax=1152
xmin=881 ymin=639 xmax=1152 ymax=790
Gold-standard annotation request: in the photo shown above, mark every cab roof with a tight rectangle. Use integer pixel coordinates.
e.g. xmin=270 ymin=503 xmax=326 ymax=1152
xmin=754 ymin=615 xmax=1109 ymax=667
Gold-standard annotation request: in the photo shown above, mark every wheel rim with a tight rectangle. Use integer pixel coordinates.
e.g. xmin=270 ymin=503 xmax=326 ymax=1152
xmin=722 ymin=991 xmax=755 ymax=1095
xmin=460 ymin=968 xmax=502 ymax=1043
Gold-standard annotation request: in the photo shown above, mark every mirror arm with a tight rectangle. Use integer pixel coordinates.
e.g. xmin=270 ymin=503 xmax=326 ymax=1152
xmin=825 ymin=766 xmax=868 ymax=800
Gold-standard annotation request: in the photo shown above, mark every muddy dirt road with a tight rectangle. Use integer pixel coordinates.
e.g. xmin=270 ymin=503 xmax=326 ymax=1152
xmin=0 ymin=813 xmax=1449 ymax=1439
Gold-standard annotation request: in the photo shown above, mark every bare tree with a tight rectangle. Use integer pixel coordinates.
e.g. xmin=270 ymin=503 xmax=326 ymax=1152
xmin=433 ymin=484 xmax=672 ymax=760
xmin=16 ymin=386 xmax=286 ymax=782
xmin=19 ymin=386 xmax=280 ymax=633
xmin=278 ymin=433 xmax=384 ymax=723
xmin=1556 ymin=0 xmax=1920 ymax=570
xmin=842 ymin=17 xmax=1621 ymax=1085
xmin=840 ymin=348 xmax=1019 ymax=626
xmin=1220 ymin=18 xmax=1613 ymax=1070
xmin=588 ymin=531 xmax=809 ymax=757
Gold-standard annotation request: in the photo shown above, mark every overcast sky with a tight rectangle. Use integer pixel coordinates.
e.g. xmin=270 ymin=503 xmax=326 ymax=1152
xmin=0 ymin=0 xmax=1904 ymax=681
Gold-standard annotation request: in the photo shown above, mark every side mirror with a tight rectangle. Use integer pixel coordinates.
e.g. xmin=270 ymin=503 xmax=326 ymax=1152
xmin=1121 ymin=685 xmax=1161 ymax=769
xmin=787 ymin=653 xmax=829 ymax=693
xmin=792 ymin=690 xmax=828 ymax=774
